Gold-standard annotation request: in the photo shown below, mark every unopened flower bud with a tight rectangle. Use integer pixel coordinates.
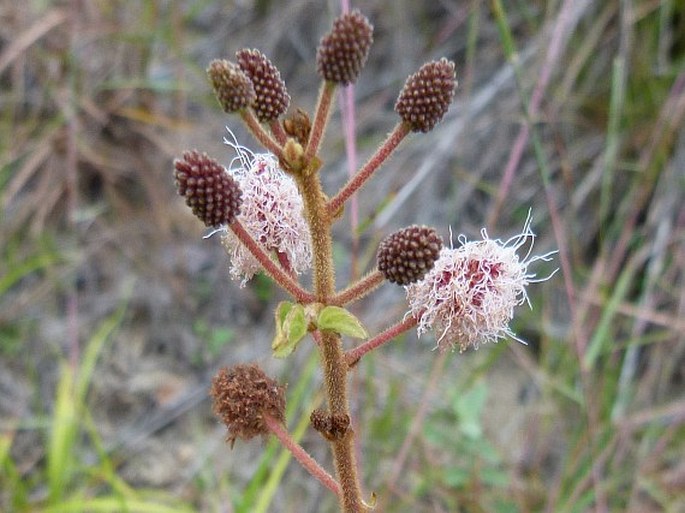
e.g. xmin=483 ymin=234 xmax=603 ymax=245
xmin=316 ymin=9 xmax=373 ymax=85
xmin=377 ymin=226 xmax=443 ymax=285
xmin=310 ymin=408 xmax=350 ymax=441
xmin=173 ymin=150 xmax=242 ymax=227
xmin=207 ymin=59 xmax=255 ymax=114
xmin=210 ymin=364 xmax=286 ymax=446
xmin=236 ymin=49 xmax=290 ymax=122
xmin=395 ymin=58 xmax=457 ymax=132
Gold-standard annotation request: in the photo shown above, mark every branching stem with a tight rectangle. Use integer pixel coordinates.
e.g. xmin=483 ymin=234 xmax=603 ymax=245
xmin=345 ymin=315 xmax=418 ymax=367
xmin=229 ymin=220 xmax=314 ymax=303
xmin=264 ymin=414 xmax=341 ymax=497
xmin=328 ymin=122 xmax=410 ymax=216
xmin=298 ymin=159 xmax=364 ymax=512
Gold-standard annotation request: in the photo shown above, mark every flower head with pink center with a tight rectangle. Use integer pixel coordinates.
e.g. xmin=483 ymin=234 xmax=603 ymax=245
xmin=219 ymin=132 xmax=312 ymax=286
xmin=405 ymin=215 xmax=556 ymax=352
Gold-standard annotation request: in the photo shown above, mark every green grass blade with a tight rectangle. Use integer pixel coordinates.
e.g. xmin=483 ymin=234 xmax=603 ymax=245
xmin=47 ymin=363 xmax=77 ymax=503
xmin=583 ymin=259 xmax=637 ymax=369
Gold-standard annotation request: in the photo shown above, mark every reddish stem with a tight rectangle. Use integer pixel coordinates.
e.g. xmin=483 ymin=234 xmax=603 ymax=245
xmin=240 ymin=109 xmax=284 ymax=160
xmin=264 ymin=414 xmax=342 ymax=497
xmin=269 ymin=118 xmax=287 ymax=145
xmin=305 ymin=81 xmax=336 ymax=161
xmin=328 ymin=122 xmax=410 ymax=216
xmin=345 ymin=315 xmax=418 ymax=367
xmin=331 ymin=270 xmax=384 ymax=306
xmin=229 ymin=220 xmax=314 ymax=303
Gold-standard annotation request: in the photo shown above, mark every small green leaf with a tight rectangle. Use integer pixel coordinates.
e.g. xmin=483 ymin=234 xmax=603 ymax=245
xmin=272 ymin=304 xmax=307 ymax=358
xmin=317 ymin=306 xmax=368 ymax=339
xmin=276 ymin=301 xmax=294 ymax=326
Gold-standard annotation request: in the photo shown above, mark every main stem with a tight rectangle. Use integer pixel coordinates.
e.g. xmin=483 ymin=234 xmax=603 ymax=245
xmin=298 ymin=164 xmax=363 ymax=513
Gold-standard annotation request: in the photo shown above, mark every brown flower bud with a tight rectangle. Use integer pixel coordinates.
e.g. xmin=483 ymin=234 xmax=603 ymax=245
xmin=210 ymin=364 xmax=286 ymax=446
xmin=173 ymin=150 xmax=242 ymax=227
xmin=377 ymin=225 xmax=443 ymax=285
xmin=236 ymin=49 xmax=290 ymax=122
xmin=310 ymin=408 xmax=350 ymax=441
xmin=207 ymin=59 xmax=255 ymax=114
xmin=283 ymin=108 xmax=312 ymax=146
xmin=316 ymin=9 xmax=373 ymax=85
xmin=395 ymin=58 xmax=457 ymax=132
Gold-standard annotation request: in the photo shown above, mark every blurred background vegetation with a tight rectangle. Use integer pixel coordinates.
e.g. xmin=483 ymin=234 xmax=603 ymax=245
xmin=1 ymin=0 xmax=684 ymax=512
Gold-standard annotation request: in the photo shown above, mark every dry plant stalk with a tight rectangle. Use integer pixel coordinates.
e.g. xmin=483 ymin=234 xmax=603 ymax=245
xmin=172 ymin=9 xmax=553 ymax=512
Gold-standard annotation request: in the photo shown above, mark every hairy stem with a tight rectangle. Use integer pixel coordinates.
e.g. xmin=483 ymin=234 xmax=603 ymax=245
xmin=298 ymin=163 xmax=364 ymax=512
xmin=327 ymin=122 xmax=410 ymax=216
xmin=306 ymin=81 xmax=337 ymax=161
xmin=345 ymin=315 xmax=418 ymax=367
xmin=269 ymin=118 xmax=287 ymax=145
xmin=264 ymin=414 xmax=341 ymax=497
xmin=331 ymin=270 xmax=384 ymax=306
xmin=229 ymin=220 xmax=314 ymax=303
xmin=240 ymin=109 xmax=284 ymax=159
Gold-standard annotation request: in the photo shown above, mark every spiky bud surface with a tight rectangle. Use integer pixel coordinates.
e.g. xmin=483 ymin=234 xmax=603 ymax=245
xmin=207 ymin=59 xmax=255 ymax=113
xmin=236 ymin=49 xmax=290 ymax=122
xmin=173 ymin=150 xmax=242 ymax=227
xmin=395 ymin=58 xmax=457 ymax=133
xmin=210 ymin=364 xmax=286 ymax=445
xmin=316 ymin=9 xmax=373 ymax=85
xmin=377 ymin=225 xmax=443 ymax=285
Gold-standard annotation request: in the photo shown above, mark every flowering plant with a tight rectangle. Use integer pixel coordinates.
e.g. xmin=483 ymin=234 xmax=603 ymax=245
xmin=172 ymin=9 xmax=553 ymax=512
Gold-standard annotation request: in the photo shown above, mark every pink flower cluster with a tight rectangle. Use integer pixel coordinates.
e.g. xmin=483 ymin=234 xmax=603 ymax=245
xmin=220 ymin=138 xmax=312 ymax=286
xmin=406 ymin=217 xmax=555 ymax=352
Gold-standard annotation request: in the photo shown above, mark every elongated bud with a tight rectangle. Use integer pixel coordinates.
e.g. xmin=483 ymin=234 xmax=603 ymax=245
xmin=173 ymin=150 xmax=242 ymax=227
xmin=395 ymin=58 xmax=457 ymax=132
xmin=207 ymin=59 xmax=255 ymax=113
xmin=236 ymin=49 xmax=290 ymax=122
xmin=210 ymin=364 xmax=286 ymax=446
xmin=377 ymin=225 xmax=443 ymax=285
xmin=316 ymin=9 xmax=373 ymax=85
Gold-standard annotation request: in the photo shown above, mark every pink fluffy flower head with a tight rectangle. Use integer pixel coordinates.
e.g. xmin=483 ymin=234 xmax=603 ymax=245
xmin=220 ymin=133 xmax=312 ymax=285
xmin=405 ymin=216 xmax=555 ymax=352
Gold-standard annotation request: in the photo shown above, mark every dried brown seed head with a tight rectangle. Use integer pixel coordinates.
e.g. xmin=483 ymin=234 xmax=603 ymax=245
xmin=207 ymin=59 xmax=255 ymax=114
xmin=316 ymin=9 xmax=373 ymax=85
xmin=377 ymin=225 xmax=443 ymax=285
xmin=395 ymin=58 xmax=457 ymax=132
xmin=210 ymin=364 xmax=286 ymax=445
xmin=236 ymin=49 xmax=290 ymax=122
xmin=173 ymin=150 xmax=242 ymax=227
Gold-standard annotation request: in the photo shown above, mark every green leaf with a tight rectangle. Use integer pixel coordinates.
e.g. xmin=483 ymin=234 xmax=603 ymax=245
xmin=317 ymin=306 xmax=368 ymax=339
xmin=272 ymin=303 xmax=307 ymax=358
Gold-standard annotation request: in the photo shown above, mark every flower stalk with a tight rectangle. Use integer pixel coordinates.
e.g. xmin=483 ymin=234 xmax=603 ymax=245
xmin=327 ymin=122 xmax=410 ymax=216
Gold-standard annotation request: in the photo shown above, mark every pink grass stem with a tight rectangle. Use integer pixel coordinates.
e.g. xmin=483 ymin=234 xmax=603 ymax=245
xmin=229 ymin=220 xmax=314 ymax=303
xmin=487 ymin=0 xmax=577 ymax=228
xmin=345 ymin=315 xmax=418 ymax=367
xmin=340 ymin=84 xmax=360 ymax=278
xmin=328 ymin=122 xmax=410 ymax=216
xmin=264 ymin=414 xmax=341 ymax=497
